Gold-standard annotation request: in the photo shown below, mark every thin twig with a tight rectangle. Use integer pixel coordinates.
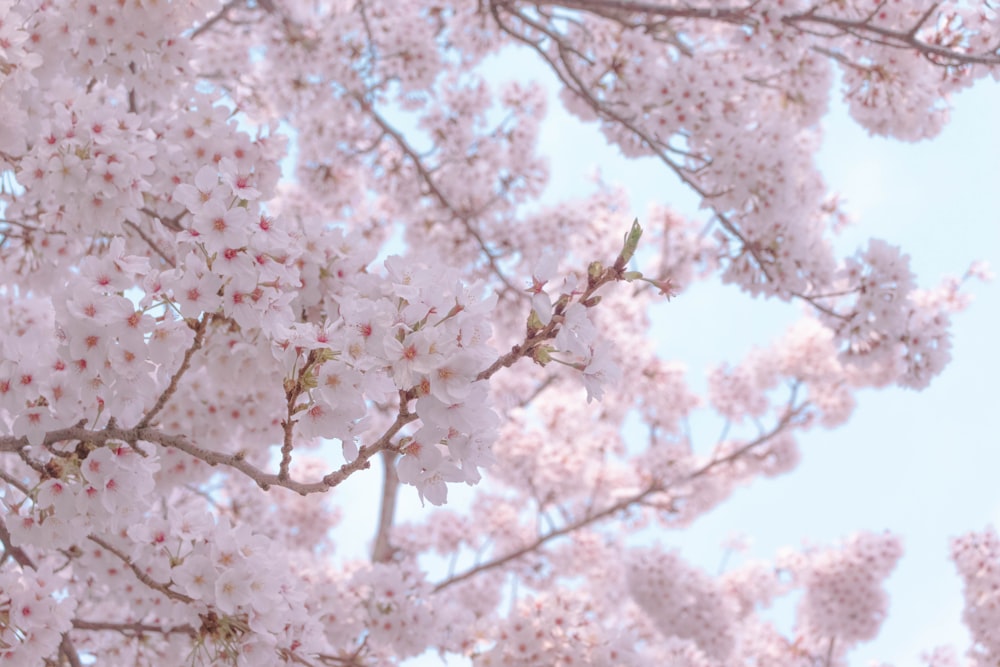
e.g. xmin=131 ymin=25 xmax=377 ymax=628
xmin=72 ymin=619 xmax=197 ymax=637
xmin=432 ymin=481 xmax=660 ymax=593
xmin=87 ymin=534 xmax=195 ymax=603
xmin=136 ymin=315 xmax=209 ymax=429
xmin=784 ymin=8 xmax=1000 ymax=66
xmin=191 ymin=0 xmax=244 ymax=39
xmin=0 ymin=515 xmax=35 ymax=569
xmin=433 ymin=396 xmax=808 ymax=593
xmin=123 ymin=219 xmax=176 ymax=268
xmin=359 ymin=97 xmax=523 ymax=296
xmin=492 ymin=4 xmax=848 ymax=321
xmin=0 ymin=416 xmax=417 ymax=496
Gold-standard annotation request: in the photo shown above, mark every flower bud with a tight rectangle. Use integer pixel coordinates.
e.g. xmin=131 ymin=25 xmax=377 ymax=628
xmin=615 ymin=218 xmax=643 ymax=269
xmin=301 ymin=369 xmax=319 ymax=390
xmin=315 ymin=348 xmax=339 ymax=363
xmin=532 ymin=345 xmax=553 ymax=365
xmin=527 ymin=309 xmax=545 ymax=332
xmin=587 ymin=261 xmax=604 ymax=286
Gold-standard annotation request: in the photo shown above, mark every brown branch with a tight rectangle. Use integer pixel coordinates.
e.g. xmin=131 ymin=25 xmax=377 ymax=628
xmin=136 ymin=315 xmax=209 ymax=429
xmin=371 ymin=449 xmax=400 ymax=563
xmin=0 ymin=415 xmax=417 ymax=495
xmin=433 ymin=396 xmax=808 ymax=593
xmin=533 ymin=0 xmax=1000 ymax=66
xmin=355 ymin=0 xmax=380 ymax=72
xmin=279 ymin=362 xmax=308 ymax=483
xmin=432 ymin=481 xmax=661 ymax=593
xmin=784 ymin=8 xmax=1000 ymax=66
xmin=492 ymin=4 xmax=847 ymax=321
xmin=0 ymin=515 xmax=34 ymax=569
xmin=811 ymin=45 xmax=861 ymax=69
xmin=515 ymin=375 xmax=558 ymax=409
xmin=359 ymin=97 xmax=523 ymax=297
xmin=139 ymin=206 xmax=185 ymax=233
xmin=72 ymin=619 xmax=197 ymax=637
xmin=474 ymin=256 xmax=628 ymax=381
xmin=278 ymin=414 xmax=296 ymax=482
xmin=123 ymin=219 xmax=176 ymax=268
xmin=59 ymin=634 xmax=84 ymax=667
xmin=690 ymin=400 xmax=808 ymax=479
xmin=523 ymin=0 xmax=756 ymax=25
xmin=908 ymin=3 xmax=941 ymax=39
xmin=87 ymin=535 xmax=195 ymax=604
xmin=0 ymin=468 xmax=31 ymax=496
xmin=0 ymin=217 xmax=47 ymax=232
xmin=191 ymin=0 xmax=245 ymax=39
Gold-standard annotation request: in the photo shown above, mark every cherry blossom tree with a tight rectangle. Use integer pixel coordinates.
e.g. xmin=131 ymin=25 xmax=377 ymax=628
xmin=0 ymin=0 xmax=997 ymax=665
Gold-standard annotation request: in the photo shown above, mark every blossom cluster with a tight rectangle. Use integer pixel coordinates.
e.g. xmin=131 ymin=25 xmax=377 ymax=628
xmin=474 ymin=591 xmax=636 ymax=667
xmin=7 ymin=444 xmax=158 ymax=549
xmin=0 ymin=564 xmax=75 ymax=664
xmin=791 ymin=532 xmax=904 ymax=650
xmin=951 ymin=527 xmax=1000 ymax=666
xmin=626 ymin=546 xmax=737 ymax=661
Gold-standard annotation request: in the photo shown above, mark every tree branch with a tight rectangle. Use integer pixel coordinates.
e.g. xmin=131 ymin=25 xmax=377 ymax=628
xmin=136 ymin=315 xmax=209 ymax=429
xmin=433 ymin=396 xmax=808 ymax=593
xmin=521 ymin=0 xmax=756 ymax=25
xmin=491 ymin=3 xmax=848 ymax=320
xmin=72 ymin=618 xmax=197 ymax=637
xmin=784 ymin=7 xmax=1000 ymax=66
xmin=0 ymin=415 xmax=418 ymax=496
xmin=191 ymin=0 xmax=245 ymax=39
xmin=359 ymin=96 xmax=524 ymax=297
xmin=87 ymin=534 xmax=195 ymax=604
xmin=123 ymin=219 xmax=177 ymax=268
xmin=432 ymin=481 xmax=661 ymax=593
xmin=371 ymin=449 xmax=400 ymax=563
xmin=0 ymin=514 xmax=35 ymax=569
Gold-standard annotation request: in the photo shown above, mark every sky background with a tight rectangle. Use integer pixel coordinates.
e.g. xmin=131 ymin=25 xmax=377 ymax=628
xmin=326 ymin=45 xmax=1000 ymax=665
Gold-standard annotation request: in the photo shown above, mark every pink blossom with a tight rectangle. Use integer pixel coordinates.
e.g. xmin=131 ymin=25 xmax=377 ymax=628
xmin=192 ymin=200 xmax=252 ymax=253
xmin=0 ymin=2 xmax=992 ymax=664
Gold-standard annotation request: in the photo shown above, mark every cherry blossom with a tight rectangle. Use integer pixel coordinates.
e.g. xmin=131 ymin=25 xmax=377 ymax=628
xmin=0 ymin=0 xmax=995 ymax=664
